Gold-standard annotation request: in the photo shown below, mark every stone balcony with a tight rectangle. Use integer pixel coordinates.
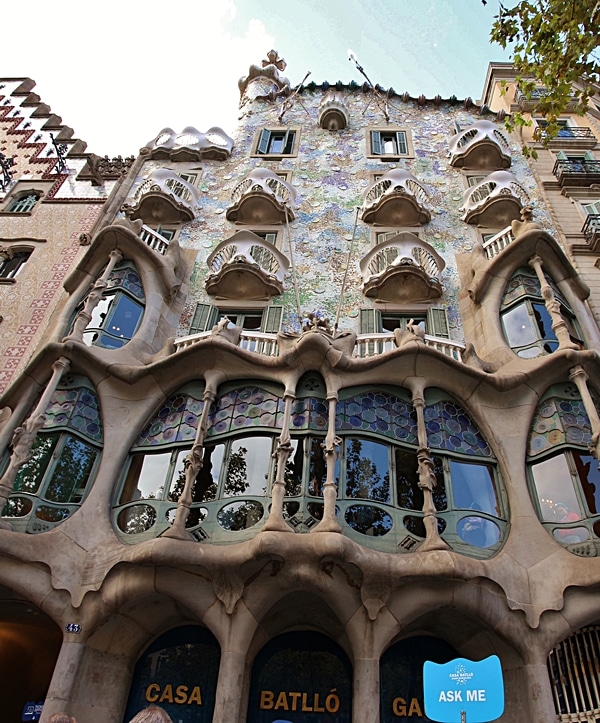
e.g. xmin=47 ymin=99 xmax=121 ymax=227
xmin=359 ymin=232 xmax=444 ymax=303
xmin=582 ymin=215 xmax=600 ymax=252
xmin=145 ymin=126 xmax=234 ymax=161
xmin=205 ymin=230 xmax=289 ymax=299
xmin=552 ymin=159 xmax=600 ymax=187
xmin=128 ymin=169 xmax=200 ymax=224
xmin=449 ymin=120 xmax=511 ymax=170
xmin=226 ymin=168 xmax=296 ymax=224
xmin=460 ymin=171 xmax=529 ymax=227
xmin=361 ymin=169 xmax=431 ymax=226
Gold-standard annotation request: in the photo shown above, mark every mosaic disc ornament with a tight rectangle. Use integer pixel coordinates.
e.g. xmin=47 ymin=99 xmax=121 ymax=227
xmin=207 ymin=387 xmax=285 ymax=438
xmin=107 ymin=262 xmax=145 ymax=301
xmin=43 ymin=386 xmax=103 ymax=443
xmin=528 ymin=394 xmax=593 ymax=457
xmin=424 ymin=401 xmax=492 ymax=456
xmin=136 ymin=392 xmax=204 ymax=447
xmin=336 ymin=392 xmax=418 ymax=445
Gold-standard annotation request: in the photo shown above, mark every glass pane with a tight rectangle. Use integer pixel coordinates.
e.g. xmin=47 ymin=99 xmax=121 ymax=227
xmin=13 ymin=433 xmax=59 ymax=494
xmin=104 ymin=294 xmax=143 ymax=343
xmin=552 ymin=526 xmax=589 ymax=543
xmin=168 ymin=448 xmax=190 ymax=502
xmin=35 ymin=505 xmax=71 ymax=523
xmin=217 ymin=500 xmax=264 ymax=530
xmin=502 ymin=304 xmax=537 ymax=347
xmin=222 ymin=437 xmax=271 ymax=497
xmin=345 ymin=504 xmax=392 ymax=536
xmin=532 ymin=303 xmax=559 ymax=351
xmin=344 ymin=438 xmax=390 ymax=502
xmin=530 ymin=454 xmax=582 ymax=521
xmin=117 ymin=504 xmax=157 ymax=534
xmin=121 ymin=452 xmax=171 ymax=503
xmin=449 ymin=460 xmax=499 ymax=516
xmin=3 ymin=496 xmax=33 ymax=517
xmin=194 ymin=444 xmax=224 ymax=502
xmin=574 ymin=451 xmax=600 ymax=514
xmin=457 ymin=516 xmax=500 ymax=548
xmin=395 ymin=447 xmax=423 ymax=511
xmin=281 ymin=438 xmax=303 ymax=496
xmin=308 ymin=437 xmax=327 ymax=496
xmin=44 ymin=436 xmax=98 ymax=503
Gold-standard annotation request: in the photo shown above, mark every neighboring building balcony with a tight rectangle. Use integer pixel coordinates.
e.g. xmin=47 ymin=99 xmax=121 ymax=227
xmin=205 ymin=230 xmax=289 ymax=299
xmin=361 ymin=169 xmax=431 ymax=226
xmin=514 ymin=87 xmax=578 ymax=112
xmin=226 ymin=169 xmax=296 ymax=224
xmin=359 ymin=232 xmax=445 ymax=303
xmin=582 ymin=215 xmax=600 ymax=249
xmin=460 ymin=171 xmax=529 ymax=226
xmin=174 ymin=328 xmax=465 ymax=362
xmin=129 ymin=169 xmax=199 ymax=224
xmin=552 ymin=159 xmax=600 ymax=187
xmin=449 ymin=120 xmax=511 ymax=170
xmin=538 ymin=126 xmax=597 ymax=150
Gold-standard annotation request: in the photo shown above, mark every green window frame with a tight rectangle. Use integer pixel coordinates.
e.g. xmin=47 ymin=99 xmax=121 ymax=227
xmin=359 ymin=307 xmax=449 ymax=338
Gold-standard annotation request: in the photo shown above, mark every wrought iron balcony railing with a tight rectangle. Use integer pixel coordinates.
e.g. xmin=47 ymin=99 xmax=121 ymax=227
xmin=553 ymin=159 xmax=600 ymax=185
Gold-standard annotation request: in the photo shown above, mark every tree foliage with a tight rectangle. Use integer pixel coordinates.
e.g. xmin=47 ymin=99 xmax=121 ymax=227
xmin=488 ymin=0 xmax=600 ymax=151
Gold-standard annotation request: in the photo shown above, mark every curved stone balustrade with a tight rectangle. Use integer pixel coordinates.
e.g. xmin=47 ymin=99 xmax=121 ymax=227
xmin=359 ymin=232 xmax=445 ymax=302
xmin=129 ymin=168 xmax=200 ymax=224
xmin=145 ymin=126 xmax=234 ymax=161
xmin=362 ymin=169 xmax=431 ymax=226
xmin=226 ymin=168 xmax=296 ymax=224
xmin=460 ymin=170 xmax=529 ymax=227
xmin=449 ymin=120 xmax=511 ymax=170
xmin=205 ymin=230 xmax=290 ymax=299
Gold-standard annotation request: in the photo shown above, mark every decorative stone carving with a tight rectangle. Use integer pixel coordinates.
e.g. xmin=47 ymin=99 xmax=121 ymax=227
xmin=146 ymin=127 xmax=234 ymax=162
xmin=238 ymin=49 xmax=291 ymax=102
xmin=318 ymin=92 xmax=349 ymax=130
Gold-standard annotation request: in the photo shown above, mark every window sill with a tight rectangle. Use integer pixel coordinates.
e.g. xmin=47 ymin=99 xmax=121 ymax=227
xmin=0 ymin=277 xmax=17 ymax=284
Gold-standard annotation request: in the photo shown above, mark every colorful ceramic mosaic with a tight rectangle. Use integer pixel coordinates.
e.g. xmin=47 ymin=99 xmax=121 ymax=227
xmin=336 ymin=392 xmax=418 ymax=445
xmin=136 ymin=392 xmax=204 ymax=447
xmin=207 ymin=387 xmax=285 ymax=437
xmin=43 ymin=386 xmax=103 ymax=443
xmin=424 ymin=400 xmax=492 ymax=456
xmin=108 ymin=262 xmax=145 ymax=301
xmin=290 ymin=397 xmax=329 ymax=431
xmin=502 ymin=268 xmax=568 ymax=309
xmin=528 ymin=391 xmax=593 ymax=457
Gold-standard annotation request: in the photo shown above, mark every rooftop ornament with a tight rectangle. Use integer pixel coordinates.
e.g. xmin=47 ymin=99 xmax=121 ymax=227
xmin=48 ymin=133 xmax=68 ymax=175
xmin=348 ymin=49 xmax=389 ymax=122
xmin=238 ymin=49 xmax=291 ymax=103
xmin=0 ymin=152 xmax=15 ymax=191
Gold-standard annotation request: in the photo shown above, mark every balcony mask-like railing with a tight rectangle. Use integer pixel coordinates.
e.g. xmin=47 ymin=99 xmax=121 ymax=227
xmin=145 ymin=126 xmax=234 ymax=161
xmin=360 ymin=232 xmax=445 ymax=302
xmin=461 ymin=171 xmax=529 ymax=226
xmin=205 ymin=230 xmax=290 ymax=299
xmin=552 ymin=159 xmax=600 ymax=187
xmin=130 ymin=168 xmax=200 ymax=224
xmin=174 ymin=328 xmax=464 ymax=362
xmin=449 ymin=120 xmax=511 ymax=170
xmin=226 ymin=168 xmax=296 ymax=224
xmin=362 ymin=169 xmax=431 ymax=226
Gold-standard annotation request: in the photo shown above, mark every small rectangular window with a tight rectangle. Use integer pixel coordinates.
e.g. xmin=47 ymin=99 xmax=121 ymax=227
xmin=368 ymin=129 xmax=412 ymax=159
xmin=179 ymin=172 xmax=198 ymax=185
xmin=188 ymin=304 xmax=283 ymax=335
xmin=254 ymin=128 xmax=298 ymax=157
xmin=0 ymin=249 xmax=31 ymax=279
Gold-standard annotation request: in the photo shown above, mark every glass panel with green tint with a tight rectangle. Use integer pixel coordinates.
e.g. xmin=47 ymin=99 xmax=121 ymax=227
xmin=44 ymin=435 xmax=98 ymax=503
xmin=531 ymin=454 xmax=582 ymax=521
xmin=13 ymin=433 xmax=60 ymax=494
xmin=449 ymin=460 xmax=499 ymax=515
xmin=344 ymin=438 xmax=390 ymax=503
xmin=222 ymin=437 xmax=272 ymax=497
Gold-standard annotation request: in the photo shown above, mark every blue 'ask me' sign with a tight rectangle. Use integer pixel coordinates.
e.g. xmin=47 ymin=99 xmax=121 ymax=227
xmin=423 ymin=655 xmax=504 ymax=723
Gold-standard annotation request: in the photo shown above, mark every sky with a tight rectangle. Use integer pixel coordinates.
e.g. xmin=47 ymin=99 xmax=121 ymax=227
xmin=2 ymin=0 xmax=511 ymax=157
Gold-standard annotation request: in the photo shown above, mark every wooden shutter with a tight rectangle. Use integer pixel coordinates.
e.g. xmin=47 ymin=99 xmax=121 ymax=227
xmin=282 ymin=129 xmax=295 ymax=154
xmin=257 ymin=129 xmax=271 ymax=155
xmin=189 ymin=303 xmax=217 ymax=334
xmin=261 ymin=305 xmax=283 ymax=333
xmin=585 ymin=151 xmax=596 ymax=161
xmin=371 ymin=131 xmax=382 ymax=155
xmin=359 ymin=308 xmax=381 ymax=334
xmin=396 ymin=131 xmax=408 ymax=155
xmin=427 ymin=307 xmax=449 ymax=339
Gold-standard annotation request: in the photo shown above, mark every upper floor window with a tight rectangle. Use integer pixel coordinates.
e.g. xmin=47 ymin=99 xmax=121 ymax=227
xmin=82 ymin=260 xmax=145 ymax=349
xmin=360 ymin=307 xmax=449 ymax=338
xmin=367 ymin=129 xmax=412 ymax=159
xmin=7 ymin=192 xmax=40 ymax=213
xmin=528 ymin=383 xmax=600 ymax=553
xmin=1 ymin=377 xmax=103 ymax=533
xmin=188 ymin=303 xmax=283 ymax=335
xmin=0 ymin=248 xmax=31 ymax=279
xmin=501 ymin=267 xmax=581 ymax=358
xmin=254 ymin=128 xmax=298 ymax=157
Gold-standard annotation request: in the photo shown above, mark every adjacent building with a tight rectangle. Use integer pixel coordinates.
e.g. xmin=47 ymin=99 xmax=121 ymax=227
xmin=1 ymin=54 xmax=600 ymax=723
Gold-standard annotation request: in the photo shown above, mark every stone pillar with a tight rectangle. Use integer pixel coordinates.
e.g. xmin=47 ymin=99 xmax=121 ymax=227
xmin=65 ymin=248 xmax=123 ymax=342
xmin=212 ymin=648 xmax=247 ymax=723
xmin=528 ymin=254 xmax=579 ymax=351
xmin=0 ymin=357 xmax=70 ymax=521
xmin=352 ymin=657 xmax=379 ymax=723
xmin=39 ymin=639 xmax=85 ymax=721
xmin=569 ymin=365 xmax=600 ymax=462
xmin=312 ymin=393 xmax=342 ymax=533
xmin=520 ymin=660 xmax=558 ymax=723
xmin=263 ymin=391 xmax=295 ymax=532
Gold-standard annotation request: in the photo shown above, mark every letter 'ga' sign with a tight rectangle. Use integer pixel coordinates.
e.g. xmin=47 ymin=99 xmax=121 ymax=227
xmin=423 ymin=655 xmax=504 ymax=722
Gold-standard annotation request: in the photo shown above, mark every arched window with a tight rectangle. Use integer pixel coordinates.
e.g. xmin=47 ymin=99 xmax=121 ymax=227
xmin=1 ymin=376 xmax=103 ymax=533
xmin=527 ymin=383 xmax=600 ymax=553
xmin=7 ymin=192 xmax=40 ymax=214
xmin=501 ymin=267 xmax=581 ymax=358
xmin=0 ymin=248 xmax=31 ymax=279
xmin=83 ymin=259 xmax=145 ymax=349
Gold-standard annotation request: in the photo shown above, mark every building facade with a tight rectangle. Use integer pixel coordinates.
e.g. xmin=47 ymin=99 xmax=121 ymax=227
xmin=0 ymin=54 xmax=600 ymax=723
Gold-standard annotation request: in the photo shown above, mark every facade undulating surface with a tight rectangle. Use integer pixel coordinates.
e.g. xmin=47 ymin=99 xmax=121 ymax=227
xmin=1 ymin=55 xmax=600 ymax=723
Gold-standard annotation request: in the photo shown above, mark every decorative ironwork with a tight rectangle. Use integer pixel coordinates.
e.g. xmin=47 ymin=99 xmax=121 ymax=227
xmin=0 ymin=152 xmax=15 ymax=191
xmin=49 ymin=133 xmax=68 ymax=174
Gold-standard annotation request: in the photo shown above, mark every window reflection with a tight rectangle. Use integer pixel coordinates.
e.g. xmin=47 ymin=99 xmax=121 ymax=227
xmin=449 ymin=460 xmax=499 ymax=515
xmin=344 ymin=438 xmax=390 ymax=503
